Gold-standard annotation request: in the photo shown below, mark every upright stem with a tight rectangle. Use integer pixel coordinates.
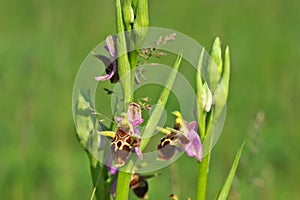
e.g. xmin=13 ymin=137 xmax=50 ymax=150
xmin=196 ymin=38 xmax=230 ymax=200
xmin=115 ymin=0 xmax=149 ymax=199
xmin=116 ymin=0 xmax=132 ymax=105
xmin=196 ymin=49 xmax=210 ymax=200
xmin=197 ymin=154 xmax=211 ymax=200
xmin=115 ymin=171 xmax=132 ymax=200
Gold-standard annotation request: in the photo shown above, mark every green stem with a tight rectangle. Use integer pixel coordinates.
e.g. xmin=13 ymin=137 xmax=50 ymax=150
xmin=115 ymin=171 xmax=132 ymax=200
xmin=197 ymin=153 xmax=211 ymax=200
xmin=196 ymin=48 xmax=210 ymax=200
xmin=196 ymin=108 xmax=214 ymax=200
xmin=116 ymin=0 xmax=132 ymax=105
xmin=115 ymin=0 xmax=149 ymax=199
xmin=196 ymin=38 xmax=230 ymax=200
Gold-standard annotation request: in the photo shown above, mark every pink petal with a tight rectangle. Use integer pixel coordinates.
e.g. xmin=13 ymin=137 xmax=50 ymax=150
xmin=133 ymin=147 xmax=143 ymax=160
xmin=108 ymin=166 xmax=118 ymax=174
xmin=94 ymin=72 xmax=114 ymax=81
xmin=131 ymin=119 xmax=144 ymax=127
xmin=185 ymin=129 xmax=202 ymax=161
xmin=187 ymin=121 xmax=197 ymax=130
xmin=126 ymin=103 xmax=143 ymax=127
xmin=106 ymin=35 xmax=116 ymax=58
xmin=94 ymin=61 xmax=117 ymax=82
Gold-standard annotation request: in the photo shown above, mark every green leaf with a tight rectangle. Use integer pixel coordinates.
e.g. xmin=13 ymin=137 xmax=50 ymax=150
xmin=89 ymin=161 xmax=111 ymax=200
xmin=75 ymin=91 xmax=97 ymax=153
xmin=75 ymin=91 xmax=112 ymax=200
xmin=140 ymin=51 xmax=183 ymax=150
xmin=216 ymin=142 xmax=246 ymax=200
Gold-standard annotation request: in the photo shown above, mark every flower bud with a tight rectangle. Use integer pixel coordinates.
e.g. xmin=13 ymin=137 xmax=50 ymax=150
xmin=202 ymin=82 xmax=213 ymax=112
xmin=132 ymin=0 xmax=149 ymax=46
xmin=122 ymin=0 xmax=135 ymax=30
xmin=208 ymin=37 xmax=222 ymax=93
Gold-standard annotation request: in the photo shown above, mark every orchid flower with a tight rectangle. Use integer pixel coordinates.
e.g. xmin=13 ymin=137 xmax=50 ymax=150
xmin=98 ymin=103 xmax=144 ymax=167
xmin=93 ymin=35 xmax=119 ymax=83
xmin=114 ymin=102 xmax=144 ymax=161
xmin=111 ymin=173 xmax=156 ymax=199
xmin=157 ymin=111 xmax=202 ymax=161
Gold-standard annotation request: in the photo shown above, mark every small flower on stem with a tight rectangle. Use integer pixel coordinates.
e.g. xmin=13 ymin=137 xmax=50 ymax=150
xmin=130 ymin=173 xmax=155 ymax=199
xmin=184 ymin=121 xmax=203 ymax=161
xmin=157 ymin=111 xmax=202 ymax=161
xmin=99 ymin=103 xmax=144 ymax=167
xmin=111 ymin=173 xmax=156 ymax=199
xmin=93 ymin=35 xmax=119 ymax=83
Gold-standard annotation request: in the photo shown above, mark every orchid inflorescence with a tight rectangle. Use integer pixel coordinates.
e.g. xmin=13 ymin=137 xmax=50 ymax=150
xmin=87 ymin=31 xmax=205 ymax=199
xmin=73 ymin=0 xmax=245 ymax=199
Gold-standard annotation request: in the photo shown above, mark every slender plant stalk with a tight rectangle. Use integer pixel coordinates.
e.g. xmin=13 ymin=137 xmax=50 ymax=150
xmin=115 ymin=0 xmax=150 ymax=199
xmin=197 ymin=154 xmax=211 ymax=200
xmin=196 ymin=48 xmax=209 ymax=200
xmin=115 ymin=0 xmax=133 ymax=199
xmin=115 ymin=171 xmax=132 ymax=200
xmin=115 ymin=0 xmax=132 ymax=106
xmin=196 ymin=38 xmax=230 ymax=200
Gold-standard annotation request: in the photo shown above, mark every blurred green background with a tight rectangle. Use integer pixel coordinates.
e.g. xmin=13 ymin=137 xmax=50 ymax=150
xmin=1 ymin=0 xmax=299 ymax=199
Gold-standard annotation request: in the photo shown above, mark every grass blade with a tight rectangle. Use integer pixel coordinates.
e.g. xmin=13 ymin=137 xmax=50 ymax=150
xmin=216 ymin=142 xmax=246 ymax=200
xmin=140 ymin=51 xmax=183 ymax=150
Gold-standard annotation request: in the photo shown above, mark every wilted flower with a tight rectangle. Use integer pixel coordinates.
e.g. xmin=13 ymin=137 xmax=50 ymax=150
xmin=130 ymin=173 xmax=155 ymax=199
xmin=111 ymin=173 xmax=156 ymax=199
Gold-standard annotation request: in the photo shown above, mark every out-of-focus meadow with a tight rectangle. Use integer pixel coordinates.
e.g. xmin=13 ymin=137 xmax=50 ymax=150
xmin=1 ymin=0 xmax=299 ymax=199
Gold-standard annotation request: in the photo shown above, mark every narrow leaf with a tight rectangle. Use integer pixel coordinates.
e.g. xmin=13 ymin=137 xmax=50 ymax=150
xmin=140 ymin=51 xmax=183 ymax=150
xmin=216 ymin=142 xmax=245 ymax=200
